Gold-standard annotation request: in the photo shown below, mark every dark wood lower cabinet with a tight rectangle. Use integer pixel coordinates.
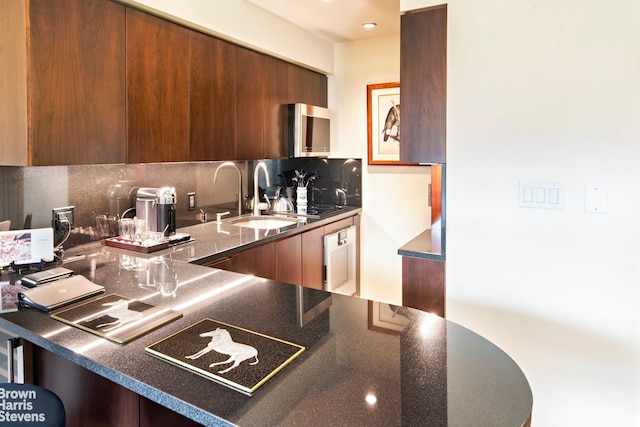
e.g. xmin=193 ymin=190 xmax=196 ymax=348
xmin=34 ymin=346 xmax=200 ymax=427
xmin=402 ymin=256 xmax=445 ymax=317
xmin=206 ymin=215 xmax=359 ymax=293
xmin=301 ymin=227 xmax=325 ymax=290
xmin=202 ymin=243 xmax=277 ymax=280
xmin=275 ymin=235 xmax=302 ymax=285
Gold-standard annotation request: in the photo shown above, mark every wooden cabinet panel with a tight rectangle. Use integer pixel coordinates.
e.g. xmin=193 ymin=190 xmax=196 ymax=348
xmin=126 ymin=8 xmax=189 ymax=163
xmin=400 ymin=5 xmax=447 ymax=164
xmin=35 ymin=346 xmax=139 ymax=426
xmin=263 ymin=55 xmax=289 ymax=159
xmin=301 ymin=226 xmax=325 ymax=290
xmin=402 ymin=256 xmax=445 ymax=317
xmin=287 ymin=64 xmax=328 ymax=107
xmin=189 ymin=31 xmax=236 ymax=161
xmin=28 ymin=0 xmax=126 ymax=165
xmin=234 ymin=47 xmax=265 ymax=160
xmin=275 ymin=234 xmax=302 ymax=285
xmin=231 ymin=243 xmax=275 ymax=280
xmin=34 ymin=345 xmax=201 ymax=427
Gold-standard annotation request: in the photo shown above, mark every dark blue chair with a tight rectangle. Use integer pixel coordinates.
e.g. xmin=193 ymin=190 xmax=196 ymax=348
xmin=0 ymin=383 xmax=65 ymax=427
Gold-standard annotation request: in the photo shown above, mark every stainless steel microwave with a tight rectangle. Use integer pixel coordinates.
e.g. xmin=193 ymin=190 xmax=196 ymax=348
xmin=287 ymin=103 xmax=331 ymax=158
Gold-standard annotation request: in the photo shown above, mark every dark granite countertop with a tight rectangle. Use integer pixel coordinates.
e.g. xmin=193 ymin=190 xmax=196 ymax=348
xmin=0 ymin=241 xmax=532 ymax=426
xmin=397 ymin=227 xmax=445 ymax=261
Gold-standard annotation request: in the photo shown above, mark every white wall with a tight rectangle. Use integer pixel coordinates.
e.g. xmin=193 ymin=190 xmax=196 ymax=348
xmin=329 ymin=35 xmax=431 ymax=304
xmin=407 ymin=0 xmax=639 ymax=425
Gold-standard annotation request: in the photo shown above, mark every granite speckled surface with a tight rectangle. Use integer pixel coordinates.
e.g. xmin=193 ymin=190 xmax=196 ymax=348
xmin=0 ymin=216 xmax=532 ymax=426
xmin=397 ymin=228 xmax=445 ymax=261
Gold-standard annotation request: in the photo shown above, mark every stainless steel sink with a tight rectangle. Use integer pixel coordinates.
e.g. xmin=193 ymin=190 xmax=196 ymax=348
xmin=231 ymin=216 xmax=303 ymax=230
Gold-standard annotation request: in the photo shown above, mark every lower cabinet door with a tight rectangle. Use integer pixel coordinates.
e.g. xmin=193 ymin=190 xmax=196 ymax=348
xmin=275 ymin=235 xmax=302 ymax=286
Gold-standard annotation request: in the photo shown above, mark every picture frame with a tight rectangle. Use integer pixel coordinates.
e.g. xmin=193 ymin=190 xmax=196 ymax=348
xmin=367 ymin=300 xmax=410 ymax=335
xmin=367 ymin=82 xmax=415 ymax=165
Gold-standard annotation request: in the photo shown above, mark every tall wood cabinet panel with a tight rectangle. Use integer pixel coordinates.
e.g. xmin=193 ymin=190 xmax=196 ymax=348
xmin=1 ymin=0 xmax=126 ymax=166
xmin=399 ymin=5 xmax=447 ymax=164
xmin=275 ymin=234 xmax=303 ymax=285
xmin=189 ymin=31 xmax=237 ymax=161
xmin=301 ymin=226 xmax=325 ymax=290
xmin=263 ymin=56 xmax=290 ymax=159
xmin=126 ymin=8 xmax=189 ymax=163
xmin=402 ymin=257 xmax=445 ymax=317
xmin=234 ymin=47 xmax=265 ymax=160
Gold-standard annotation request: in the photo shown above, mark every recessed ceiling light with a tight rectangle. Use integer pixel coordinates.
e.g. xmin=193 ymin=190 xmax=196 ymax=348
xmin=362 ymin=23 xmax=377 ymax=29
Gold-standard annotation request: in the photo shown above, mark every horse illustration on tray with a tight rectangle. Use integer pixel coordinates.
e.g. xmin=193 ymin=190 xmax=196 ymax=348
xmin=83 ymin=299 xmax=144 ymax=332
xmin=186 ymin=328 xmax=259 ymax=374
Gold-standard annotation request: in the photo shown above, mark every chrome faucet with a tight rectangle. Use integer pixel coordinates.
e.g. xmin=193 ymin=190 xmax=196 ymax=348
xmin=253 ymin=162 xmax=271 ymax=217
xmin=213 ymin=162 xmax=243 ymax=217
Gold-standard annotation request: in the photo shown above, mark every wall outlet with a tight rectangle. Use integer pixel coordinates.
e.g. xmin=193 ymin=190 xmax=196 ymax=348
xmin=52 ymin=206 xmax=75 ymax=230
xmin=187 ymin=192 xmax=196 ymax=211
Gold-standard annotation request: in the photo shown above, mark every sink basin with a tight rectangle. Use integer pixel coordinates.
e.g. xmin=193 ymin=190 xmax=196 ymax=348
xmin=231 ymin=216 xmax=302 ymax=230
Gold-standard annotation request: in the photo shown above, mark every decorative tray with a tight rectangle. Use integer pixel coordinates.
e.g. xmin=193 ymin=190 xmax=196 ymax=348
xmin=145 ymin=319 xmax=305 ymax=395
xmin=104 ymin=233 xmax=191 ymax=253
xmin=52 ymin=293 xmax=183 ymax=344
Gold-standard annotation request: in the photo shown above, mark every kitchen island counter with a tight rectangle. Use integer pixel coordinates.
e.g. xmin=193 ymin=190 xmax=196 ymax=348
xmin=0 ymin=246 xmax=532 ymax=426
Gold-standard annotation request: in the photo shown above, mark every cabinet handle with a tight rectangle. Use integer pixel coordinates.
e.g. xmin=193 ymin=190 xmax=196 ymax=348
xmin=6 ymin=336 xmax=24 ymax=384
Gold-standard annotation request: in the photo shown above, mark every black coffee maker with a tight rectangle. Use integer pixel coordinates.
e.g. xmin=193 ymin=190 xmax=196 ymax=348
xmin=136 ymin=187 xmax=176 ymax=236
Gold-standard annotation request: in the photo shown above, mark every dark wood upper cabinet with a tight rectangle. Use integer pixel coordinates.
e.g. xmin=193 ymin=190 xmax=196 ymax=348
xmin=126 ymin=8 xmax=190 ymax=163
xmin=263 ymin=56 xmax=290 ymax=159
xmin=1 ymin=0 xmax=126 ymax=166
xmin=400 ymin=5 xmax=447 ymax=164
xmin=234 ymin=47 xmax=265 ymax=160
xmin=189 ymin=31 xmax=237 ymax=161
xmin=1 ymin=1 xmax=328 ymax=165
xmin=287 ymin=64 xmax=328 ymax=108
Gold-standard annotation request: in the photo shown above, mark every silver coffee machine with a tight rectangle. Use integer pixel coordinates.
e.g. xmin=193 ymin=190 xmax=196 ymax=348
xmin=136 ymin=187 xmax=177 ymax=236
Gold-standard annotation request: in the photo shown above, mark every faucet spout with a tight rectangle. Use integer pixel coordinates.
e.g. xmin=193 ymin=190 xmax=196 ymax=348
xmin=213 ymin=162 xmax=243 ymax=217
xmin=253 ymin=162 xmax=271 ymax=217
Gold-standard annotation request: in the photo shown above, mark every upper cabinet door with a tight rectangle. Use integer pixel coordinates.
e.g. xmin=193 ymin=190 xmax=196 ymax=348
xmin=29 ymin=0 xmax=126 ymax=165
xmin=263 ymin=55 xmax=289 ymax=159
xmin=189 ymin=32 xmax=237 ymax=161
xmin=400 ymin=5 xmax=447 ymax=164
xmin=126 ymin=8 xmax=189 ymax=163
xmin=234 ymin=47 xmax=265 ymax=160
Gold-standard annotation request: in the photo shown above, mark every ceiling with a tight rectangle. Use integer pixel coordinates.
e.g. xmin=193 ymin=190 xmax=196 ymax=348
xmin=246 ymin=0 xmax=401 ymax=43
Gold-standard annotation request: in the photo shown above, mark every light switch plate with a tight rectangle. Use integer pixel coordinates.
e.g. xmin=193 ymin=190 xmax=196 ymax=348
xmin=585 ymin=185 xmax=607 ymax=213
xmin=519 ymin=181 xmax=564 ymax=210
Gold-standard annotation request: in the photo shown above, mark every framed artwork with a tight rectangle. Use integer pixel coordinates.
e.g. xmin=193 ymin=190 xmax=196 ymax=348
xmin=367 ymin=82 xmax=415 ymax=165
xmin=367 ymin=300 xmax=410 ymax=335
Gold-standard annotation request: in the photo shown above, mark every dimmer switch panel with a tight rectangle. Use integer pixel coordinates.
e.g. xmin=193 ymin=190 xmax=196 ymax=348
xmin=519 ymin=182 xmax=564 ymax=210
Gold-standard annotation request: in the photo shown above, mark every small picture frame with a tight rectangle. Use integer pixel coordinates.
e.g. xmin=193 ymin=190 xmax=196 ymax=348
xmin=367 ymin=82 xmax=414 ymax=165
xmin=367 ymin=300 xmax=410 ymax=335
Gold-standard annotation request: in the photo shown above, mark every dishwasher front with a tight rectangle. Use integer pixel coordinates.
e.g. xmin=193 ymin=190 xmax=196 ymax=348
xmin=323 ymin=225 xmax=356 ymax=296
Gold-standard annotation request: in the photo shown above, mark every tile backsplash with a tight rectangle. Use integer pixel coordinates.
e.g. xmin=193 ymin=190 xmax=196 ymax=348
xmin=0 ymin=158 xmax=361 ymax=248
